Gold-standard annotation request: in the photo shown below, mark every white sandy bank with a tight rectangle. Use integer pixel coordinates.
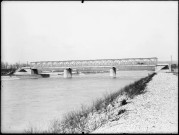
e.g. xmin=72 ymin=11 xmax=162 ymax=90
xmin=93 ymin=73 xmax=178 ymax=133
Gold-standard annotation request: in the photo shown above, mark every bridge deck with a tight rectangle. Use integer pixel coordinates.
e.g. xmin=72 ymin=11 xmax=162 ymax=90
xmin=30 ymin=57 xmax=158 ymax=69
xmin=31 ymin=65 xmax=156 ymax=69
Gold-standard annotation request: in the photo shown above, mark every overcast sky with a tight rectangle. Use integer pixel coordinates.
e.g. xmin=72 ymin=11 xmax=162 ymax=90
xmin=1 ymin=1 xmax=178 ymax=64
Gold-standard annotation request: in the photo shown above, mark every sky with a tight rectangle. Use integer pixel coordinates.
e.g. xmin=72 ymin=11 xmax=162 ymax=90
xmin=1 ymin=1 xmax=178 ymax=64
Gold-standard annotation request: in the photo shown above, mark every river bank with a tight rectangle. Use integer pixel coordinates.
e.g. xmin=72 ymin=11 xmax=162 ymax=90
xmin=93 ymin=72 xmax=178 ymax=133
xmin=24 ymin=72 xmax=157 ymax=133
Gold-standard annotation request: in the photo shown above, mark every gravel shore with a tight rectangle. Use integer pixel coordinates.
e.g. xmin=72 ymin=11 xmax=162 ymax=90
xmin=93 ymin=72 xmax=178 ymax=133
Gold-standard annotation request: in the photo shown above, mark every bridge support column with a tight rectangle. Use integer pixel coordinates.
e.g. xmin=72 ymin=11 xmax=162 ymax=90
xmin=110 ymin=67 xmax=116 ymax=78
xmin=169 ymin=64 xmax=172 ymax=72
xmin=64 ymin=68 xmax=72 ymax=78
xmin=31 ymin=69 xmax=39 ymax=75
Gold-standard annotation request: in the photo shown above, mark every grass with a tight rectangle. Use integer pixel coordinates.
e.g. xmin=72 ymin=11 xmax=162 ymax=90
xmin=25 ymin=73 xmax=156 ymax=133
xmin=122 ymin=73 xmax=156 ymax=99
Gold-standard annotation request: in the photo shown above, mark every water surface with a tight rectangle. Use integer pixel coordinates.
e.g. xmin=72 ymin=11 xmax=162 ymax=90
xmin=1 ymin=71 xmax=152 ymax=133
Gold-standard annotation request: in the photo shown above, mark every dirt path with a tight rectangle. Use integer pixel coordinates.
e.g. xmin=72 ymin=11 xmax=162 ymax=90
xmin=93 ymin=73 xmax=178 ymax=133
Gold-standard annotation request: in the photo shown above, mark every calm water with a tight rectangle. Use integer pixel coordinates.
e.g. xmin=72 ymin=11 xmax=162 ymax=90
xmin=1 ymin=71 xmax=152 ymax=133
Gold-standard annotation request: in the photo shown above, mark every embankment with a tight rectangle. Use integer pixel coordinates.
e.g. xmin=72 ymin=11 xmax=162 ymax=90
xmin=25 ymin=73 xmax=158 ymax=133
xmin=93 ymin=72 xmax=178 ymax=133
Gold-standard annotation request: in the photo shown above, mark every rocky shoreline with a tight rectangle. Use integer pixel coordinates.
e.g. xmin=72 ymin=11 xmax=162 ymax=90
xmin=93 ymin=72 xmax=178 ymax=133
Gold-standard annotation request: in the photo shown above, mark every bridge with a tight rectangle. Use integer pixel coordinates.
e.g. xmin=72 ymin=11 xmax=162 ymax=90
xmin=30 ymin=57 xmax=158 ymax=78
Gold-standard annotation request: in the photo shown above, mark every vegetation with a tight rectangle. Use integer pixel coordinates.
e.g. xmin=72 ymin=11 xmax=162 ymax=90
xmin=25 ymin=73 xmax=156 ymax=133
xmin=1 ymin=61 xmax=30 ymax=76
xmin=1 ymin=61 xmax=30 ymax=69
xmin=171 ymin=64 xmax=178 ymax=69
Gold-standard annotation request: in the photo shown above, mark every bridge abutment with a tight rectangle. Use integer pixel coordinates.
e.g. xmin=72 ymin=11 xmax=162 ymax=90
xmin=64 ymin=68 xmax=72 ymax=78
xmin=110 ymin=67 xmax=116 ymax=78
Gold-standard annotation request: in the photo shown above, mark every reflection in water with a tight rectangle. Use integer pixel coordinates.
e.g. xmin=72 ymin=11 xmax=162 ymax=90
xmin=1 ymin=71 xmax=152 ymax=133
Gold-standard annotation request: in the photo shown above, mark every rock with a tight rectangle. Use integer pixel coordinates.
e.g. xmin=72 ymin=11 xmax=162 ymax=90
xmin=106 ymin=104 xmax=113 ymax=112
xmin=121 ymin=99 xmax=127 ymax=106
xmin=118 ymin=109 xmax=126 ymax=115
xmin=116 ymin=95 xmax=128 ymax=103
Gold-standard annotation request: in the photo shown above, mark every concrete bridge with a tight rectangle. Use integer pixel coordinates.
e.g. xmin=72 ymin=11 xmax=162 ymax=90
xmin=30 ymin=57 xmax=158 ymax=78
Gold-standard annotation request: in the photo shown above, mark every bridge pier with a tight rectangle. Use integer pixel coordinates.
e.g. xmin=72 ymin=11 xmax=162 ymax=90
xmin=64 ymin=68 xmax=72 ymax=78
xmin=31 ymin=69 xmax=39 ymax=75
xmin=110 ymin=67 xmax=116 ymax=78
